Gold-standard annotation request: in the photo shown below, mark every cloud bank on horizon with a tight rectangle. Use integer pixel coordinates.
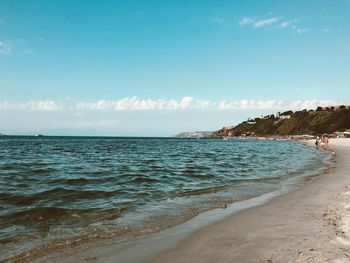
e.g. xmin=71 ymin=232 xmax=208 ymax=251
xmin=0 ymin=97 xmax=345 ymax=112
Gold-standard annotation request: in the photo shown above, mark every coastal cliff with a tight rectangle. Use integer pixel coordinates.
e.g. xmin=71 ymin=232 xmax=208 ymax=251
xmin=212 ymin=105 xmax=350 ymax=138
xmin=173 ymin=131 xmax=213 ymax=138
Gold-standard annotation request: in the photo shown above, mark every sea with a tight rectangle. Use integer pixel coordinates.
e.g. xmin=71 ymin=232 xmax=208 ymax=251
xmin=0 ymin=136 xmax=331 ymax=261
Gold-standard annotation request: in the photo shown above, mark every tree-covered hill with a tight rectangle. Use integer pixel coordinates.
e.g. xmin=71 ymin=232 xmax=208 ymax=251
xmin=212 ymin=106 xmax=350 ymax=138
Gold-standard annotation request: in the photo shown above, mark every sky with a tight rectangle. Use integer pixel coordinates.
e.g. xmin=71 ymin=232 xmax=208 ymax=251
xmin=0 ymin=0 xmax=349 ymax=136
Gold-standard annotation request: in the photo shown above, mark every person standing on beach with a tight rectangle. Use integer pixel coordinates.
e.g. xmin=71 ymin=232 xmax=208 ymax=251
xmin=324 ymin=135 xmax=329 ymax=149
xmin=319 ymin=135 xmax=325 ymax=147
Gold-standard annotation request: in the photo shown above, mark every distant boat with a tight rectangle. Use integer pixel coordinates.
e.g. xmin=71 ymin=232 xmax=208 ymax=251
xmin=35 ymin=134 xmax=44 ymax=137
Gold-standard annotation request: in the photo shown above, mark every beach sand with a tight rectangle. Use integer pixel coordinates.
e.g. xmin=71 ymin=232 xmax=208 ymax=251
xmin=17 ymin=138 xmax=350 ymax=263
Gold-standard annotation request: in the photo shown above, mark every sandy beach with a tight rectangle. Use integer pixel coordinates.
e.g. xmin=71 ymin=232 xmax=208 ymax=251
xmin=147 ymin=138 xmax=350 ymax=263
xmin=8 ymin=138 xmax=350 ymax=263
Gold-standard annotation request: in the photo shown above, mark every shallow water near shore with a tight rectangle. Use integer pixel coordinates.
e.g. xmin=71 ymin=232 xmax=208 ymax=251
xmin=0 ymin=136 xmax=330 ymax=261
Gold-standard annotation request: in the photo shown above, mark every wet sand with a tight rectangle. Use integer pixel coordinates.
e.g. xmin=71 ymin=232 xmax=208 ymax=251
xmin=14 ymin=138 xmax=350 ymax=263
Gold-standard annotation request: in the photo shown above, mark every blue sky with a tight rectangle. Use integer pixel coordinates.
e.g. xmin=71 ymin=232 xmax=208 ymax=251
xmin=0 ymin=0 xmax=349 ymax=136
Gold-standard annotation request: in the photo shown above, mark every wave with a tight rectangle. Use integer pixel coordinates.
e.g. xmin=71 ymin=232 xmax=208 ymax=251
xmin=0 ymin=206 xmax=126 ymax=227
xmin=131 ymin=177 xmax=159 ymax=183
xmin=179 ymin=186 xmax=226 ymax=197
xmin=0 ymin=188 xmax=121 ymax=206
xmin=58 ymin=178 xmax=90 ymax=185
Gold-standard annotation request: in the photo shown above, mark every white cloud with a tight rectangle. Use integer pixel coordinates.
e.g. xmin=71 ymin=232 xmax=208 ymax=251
xmin=239 ymin=16 xmax=308 ymax=33
xmin=0 ymin=98 xmax=342 ymax=113
xmin=0 ymin=41 xmax=11 ymax=55
xmin=288 ymin=99 xmax=338 ymax=110
xmin=279 ymin=21 xmax=293 ymax=28
xmin=196 ymin=100 xmax=211 ymax=109
xmin=279 ymin=19 xmax=299 ymax=29
xmin=280 ymin=21 xmax=290 ymax=28
xmin=76 ymin=96 xmax=198 ymax=111
xmin=217 ymin=99 xmax=340 ymax=111
xmin=253 ymin=17 xmax=279 ymax=28
xmin=75 ymin=97 xmax=344 ymax=111
xmin=218 ymin=100 xmax=284 ymax=110
xmin=0 ymin=100 xmax=63 ymax=111
xmin=238 ymin=17 xmax=254 ymax=26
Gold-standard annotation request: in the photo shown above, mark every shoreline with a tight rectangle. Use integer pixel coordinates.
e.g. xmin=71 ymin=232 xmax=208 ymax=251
xmin=147 ymin=138 xmax=350 ymax=263
xmin=4 ymin=139 xmax=348 ymax=263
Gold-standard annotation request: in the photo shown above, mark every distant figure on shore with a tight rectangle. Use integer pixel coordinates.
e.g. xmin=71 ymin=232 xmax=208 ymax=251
xmin=323 ymin=135 xmax=329 ymax=149
xmin=320 ymin=135 xmax=325 ymax=147
xmin=315 ymin=136 xmax=320 ymax=146
xmin=316 ymin=135 xmax=329 ymax=149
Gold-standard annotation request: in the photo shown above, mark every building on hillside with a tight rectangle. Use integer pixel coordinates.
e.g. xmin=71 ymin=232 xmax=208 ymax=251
xmin=278 ymin=110 xmax=293 ymax=120
xmin=279 ymin=115 xmax=291 ymax=120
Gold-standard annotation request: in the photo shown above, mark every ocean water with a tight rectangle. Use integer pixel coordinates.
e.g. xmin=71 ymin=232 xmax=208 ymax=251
xmin=0 ymin=136 xmax=330 ymax=261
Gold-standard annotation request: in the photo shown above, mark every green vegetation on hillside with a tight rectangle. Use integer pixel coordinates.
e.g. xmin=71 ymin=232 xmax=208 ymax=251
xmin=212 ymin=106 xmax=350 ymax=138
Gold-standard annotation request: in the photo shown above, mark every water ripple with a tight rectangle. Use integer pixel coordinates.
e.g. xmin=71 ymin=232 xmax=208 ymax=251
xmin=0 ymin=136 xmax=329 ymax=261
